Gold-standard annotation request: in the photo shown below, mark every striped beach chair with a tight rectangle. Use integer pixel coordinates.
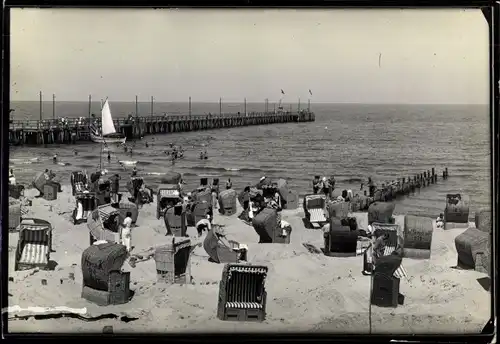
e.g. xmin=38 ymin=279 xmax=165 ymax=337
xmin=15 ymin=219 xmax=52 ymax=271
xmin=217 ymin=264 xmax=268 ymax=322
xmin=372 ymin=222 xmax=408 ymax=280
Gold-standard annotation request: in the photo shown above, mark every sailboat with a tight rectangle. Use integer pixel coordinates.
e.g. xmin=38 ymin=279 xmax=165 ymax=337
xmin=90 ymin=99 xmax=127 ymax=144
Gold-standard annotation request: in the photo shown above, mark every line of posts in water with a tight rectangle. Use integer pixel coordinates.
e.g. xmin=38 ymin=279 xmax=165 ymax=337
xmin=365 ymin=167 xmax=450 ymax=202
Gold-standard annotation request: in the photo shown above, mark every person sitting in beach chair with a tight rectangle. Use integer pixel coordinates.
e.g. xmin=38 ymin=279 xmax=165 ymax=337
xmin=196 ymin=214 xmax=212 ymax=237
xmin=436 ymin=213 xmax=445 ymax=229
xmin=203 ymin=224 xmax=248 ymax=264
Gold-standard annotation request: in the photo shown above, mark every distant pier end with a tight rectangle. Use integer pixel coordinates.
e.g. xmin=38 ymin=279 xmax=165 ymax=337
xmin=9 ymin=111 xmax=315 ymax=145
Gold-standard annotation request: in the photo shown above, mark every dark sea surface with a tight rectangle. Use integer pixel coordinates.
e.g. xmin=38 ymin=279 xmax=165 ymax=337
xmin=9 ymin=101 xmax=491 ymax=218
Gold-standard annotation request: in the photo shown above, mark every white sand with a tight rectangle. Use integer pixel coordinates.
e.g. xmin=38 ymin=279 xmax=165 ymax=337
xmin=7 ymin=186 xmax=490 ymax=333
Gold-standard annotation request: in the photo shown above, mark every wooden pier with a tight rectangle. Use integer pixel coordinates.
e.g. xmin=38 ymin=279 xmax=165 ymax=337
xmin=9 ymin=111 xmax=315 ymax=145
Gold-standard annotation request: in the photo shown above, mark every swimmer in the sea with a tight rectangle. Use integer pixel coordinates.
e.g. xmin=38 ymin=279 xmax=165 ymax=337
xmin=53 ymin=154 xmax=58 ymax=164
xmin=145 ymin=141 xmax=149 ymax=148
xmin=107 ymin=152 xmax=111 ymax=163
xmin=124 ymin=145 xmax=128 ymax=153
xmin=129 ymin=148 xmax=133 ymax=156
xmin=73 ymin=150 xmax=78 ymax=156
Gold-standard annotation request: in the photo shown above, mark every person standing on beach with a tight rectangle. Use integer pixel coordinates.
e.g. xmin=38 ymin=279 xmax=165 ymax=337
xmin=226 ymin=178 xmax=232 ymax=190
xmin=322 ymin=177 xmax=330 ymax=198
xmin=312 ymin=176 xmax=321 ymax=194
xmin=107 ymin=152 xmax=111 ymax=163
xmin=120 ymin=211 xmax=133 ymax=252
xmin=9 ymin=169 xmax=16 ymax=185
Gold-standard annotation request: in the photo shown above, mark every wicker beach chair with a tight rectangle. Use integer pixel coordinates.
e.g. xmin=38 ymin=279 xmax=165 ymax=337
xmin=217 ymin=263 xmax=268 ymax=322
xmin=164 ymin=205 xmax=187 ymax=237
xmin=363 ymin=223 xmax=408 ymax=280
xmin=218 ymin=189 xmax=238 ymax=215
xmin=87 ymin=205 xmax=121 ymax=246
xmin=203 ymin=226 xmax=247 ymax=264
xmin=81 ymin=242 xmax=131 ymax=306
xmin=9 ymin=184 xmax=25 ymax=199
xmin=444 ymin=194 xmax=470 ymax=229
xmin=71 ymin=171 xmax=89 ymax=196
xmin=188 ymin=201 xmax=211 ymax=226
xmin=252 ymin=208 xmax=291 ymax=244
xmin=323 ymin=217 xmax=358 ymax=257
xmin=193 ymin=188 xmax=213 ymax=207
xmin=127 ymin=177 xmax=144 ymax=200
xmin=111 ymin=199 xmax=139 ymax=224
xmin=303 ymin=194 xmax=327 ymax=228
xmin=14 ymin=218 xmax=52 ymax=271
xmin=156 ymin=184 xmax=182 ymax=219
xmin=154 ymin=236 xmax=194 ymax=284
xmin=72 ymin=192 xmax=97 ymax=224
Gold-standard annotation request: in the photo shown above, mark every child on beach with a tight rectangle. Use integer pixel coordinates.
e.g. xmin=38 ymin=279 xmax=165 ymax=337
xmin=436 ymin=213 xmax=445 ymax=229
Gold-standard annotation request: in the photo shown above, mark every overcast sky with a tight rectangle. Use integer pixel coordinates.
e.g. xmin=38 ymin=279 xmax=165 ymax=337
xmin=11 ymin=8 xmax=488 ymax=104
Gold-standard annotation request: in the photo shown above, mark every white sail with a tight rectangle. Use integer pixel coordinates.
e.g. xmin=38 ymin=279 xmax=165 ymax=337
xmin=101 ymin=100 xmax=117 ymax=136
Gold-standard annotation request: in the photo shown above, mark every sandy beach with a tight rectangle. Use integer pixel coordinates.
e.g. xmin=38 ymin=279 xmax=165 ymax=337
xmin=6 ymin=183 xmax=490 ymax=334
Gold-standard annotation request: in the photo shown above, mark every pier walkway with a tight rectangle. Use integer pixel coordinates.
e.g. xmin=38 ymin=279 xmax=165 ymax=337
xmin=9 ymin=111 xmax=315 ymax=145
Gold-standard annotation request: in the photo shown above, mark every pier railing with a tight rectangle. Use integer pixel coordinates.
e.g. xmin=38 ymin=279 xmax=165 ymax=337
xmin=9 ymin=111 xmax=313 ymax=131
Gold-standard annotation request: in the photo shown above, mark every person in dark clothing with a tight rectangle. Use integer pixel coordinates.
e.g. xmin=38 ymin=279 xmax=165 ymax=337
xmin=243 ymin=186 xmax=250 ymax=210
xmin=368 ymin=177 xmax=375 ymax=198
xmin=312 ymin=176 xmax=321 ymax=194
xmin=341 ymin=189 xmax=348 ymax=200
xmin=107 ymin=152 xmax=111 ymax=163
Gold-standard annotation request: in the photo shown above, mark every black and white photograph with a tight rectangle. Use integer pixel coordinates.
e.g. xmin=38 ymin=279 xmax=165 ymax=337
xmin=7 ymin=8 xmax=492 ymax=334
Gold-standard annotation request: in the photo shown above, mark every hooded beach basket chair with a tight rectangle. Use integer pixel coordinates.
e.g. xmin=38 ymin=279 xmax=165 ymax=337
xmin=218 ymin=189 xmax=238 ymax=215
xmin=71 ymin=171 xmax=89 ymax=196
xmin=193 ymin=187 xmax=213 ymax=207
xmin=111 ymin=199 xmax=139 ymax=224
xmin=164 ymin=205 xmax=187 ymax=237
xmin=73 ymin=191 xmax=97 ymax=224
xmin=32 ymin=171 xmax=49 ymax=193
xmin=303 ymin=194 xmax=327 ymax=228
xmin=154 ymin=236 xmax=194 ymax=284
xmin=252 ymin=207 xmax=291 ymax=244
xmin=81 ymin=242 xmax=131 ymax=306
xmin=87 ymin=205 xmax=121 ymax=246
xmin=156 ymin=184 xmax=182 ymax=219
xmin=14 ymin=218 xmax=52 ymax=271
xmin=203 ymin=226 xmax=247 ymax=264
xmin=127 ymin=177 xmax=144 ymax=200
xmin=217 ymin=263 xmax=268 ymax=322
xmin=444 ymin=194 xmax=470 ymax=229
xmin=363 ymin=223 xmax=408 ymax=280
xmin=367 ymin=223 xmax=407 ymax=308
xmin=323 ymin=217 xmax=358 ymax=257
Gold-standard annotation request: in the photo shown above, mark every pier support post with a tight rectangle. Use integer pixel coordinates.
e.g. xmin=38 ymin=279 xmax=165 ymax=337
xmin=52 ymin=94 xmax=56 ymax=120
xmin=150 ymin=96 xmax=154 ymax=116
xmin=39 ymin=91 xmax=43 ymax=122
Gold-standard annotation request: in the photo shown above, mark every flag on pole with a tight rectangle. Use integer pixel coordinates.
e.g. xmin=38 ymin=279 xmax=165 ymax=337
xmin=281 ymin=89 xmax=285 ymax=95
xmin=309 ymin=89 xmax=313 ymax=96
